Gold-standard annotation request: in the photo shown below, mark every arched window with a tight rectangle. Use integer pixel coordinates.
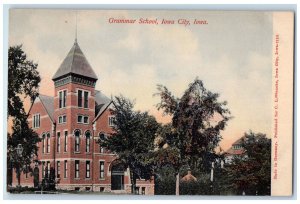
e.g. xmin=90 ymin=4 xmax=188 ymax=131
xmin=74 ymin=129 xmax=81 ymax=152
xmin=47 ymin=133 xmax=51 ymax=153
xmin=99 ymin=132 xmax=107 ymax=153
xmin=99 ymin=132 xmax=106 ymax=141
xmin=85 ymin=130 xmax=91 ymax=153
xmin=42 ymin=133 xmax=46 ymax=153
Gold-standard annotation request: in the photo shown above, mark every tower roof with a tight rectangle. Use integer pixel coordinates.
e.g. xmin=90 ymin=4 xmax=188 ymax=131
xmin=52 ymin=41 xmax=98 ymax=81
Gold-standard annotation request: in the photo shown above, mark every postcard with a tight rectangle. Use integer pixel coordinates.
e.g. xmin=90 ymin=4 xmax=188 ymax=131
xmin=6 ymin=9 xmax=294 ymax=197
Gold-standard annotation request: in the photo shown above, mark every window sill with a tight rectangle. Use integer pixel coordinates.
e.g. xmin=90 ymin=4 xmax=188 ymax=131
xmin=74 ymin=151 xmax=81 ymax=154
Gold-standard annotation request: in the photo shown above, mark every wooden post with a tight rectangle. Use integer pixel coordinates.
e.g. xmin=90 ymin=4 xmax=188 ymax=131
xmin=176 ymin=173 xmax=180 ymax=196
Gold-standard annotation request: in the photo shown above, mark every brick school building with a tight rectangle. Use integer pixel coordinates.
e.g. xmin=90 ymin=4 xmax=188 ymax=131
xmin=11 ymin=39 xmax=154 ymax=195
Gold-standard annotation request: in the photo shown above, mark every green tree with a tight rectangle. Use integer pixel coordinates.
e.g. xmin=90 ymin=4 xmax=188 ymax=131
xmin=155 ymin=78 xmax=231 ymax=195
xmin=7 ymin=45 xmax=41 ymax=187
xmin=99 ymin=95 xmax=159 ymax=194
xmin=224 ymin=131 xmax=271 ymax=195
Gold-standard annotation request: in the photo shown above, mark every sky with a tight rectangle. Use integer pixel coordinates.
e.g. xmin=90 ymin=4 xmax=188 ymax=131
xmin=9 ymin=9 xmax=273 ymax=150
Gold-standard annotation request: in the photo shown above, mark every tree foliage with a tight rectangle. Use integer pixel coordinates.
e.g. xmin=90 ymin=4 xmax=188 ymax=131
xmin=220 ymin=131 xmax=271 ymax=195
xmin=99 ymin=95 xmax=159 ymax=193
xmin=7 ymin=45 xmax=41 ymax=186
xmin=8 ymin=45 xmax=40 ymax=118
xmin=155 ymin=78 xmax=231 ymax=171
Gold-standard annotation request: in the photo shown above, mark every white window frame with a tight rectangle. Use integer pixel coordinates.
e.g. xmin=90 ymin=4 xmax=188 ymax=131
xmin=77 ymin=89 xmax=90 ymax=109
xmin=58 ymin=90 xmax=67 ymax=109
xmin=58 ymin=115 xmax=67 ymax=124
xmin=108 ymin=116 xmax=116 ymax=127
xmin=99 ymin=161 xmax=105 ymax=179
xmin=57 ymin=132 xmax=61 ymax=153
xmin=46 ymin=133 xmax=51 ymax=153
xmin=77 ymin=115 xmax=89 ymax=124
xmin=57 ymin=161 xmax=61 ymax=178
xmin=86 ymin=161 xmax=90 ymax=178
xmin=64 ymin=160 xmax=68 ymax=178
xmin=75 ymin=160 xmax=80 ymax=178
xmin=33 ymin=114 xmax=40 ymax=128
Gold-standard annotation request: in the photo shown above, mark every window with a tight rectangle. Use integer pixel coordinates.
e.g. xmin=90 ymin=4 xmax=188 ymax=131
xmin=77 ymin=115 xmax=89 ymax=124
xmin=85 ymin=131 xmax=91 ymax=152
xmin=100 ymin=161 xmax=104 ymax=179
xmin=77 ymin=115 xmax=83 ymax=123
xmin=99 ymin=133 xmax=106 ymax=140
xmin=47 ymin=161 xmax=50 ymax=177
xmin=78 ymin=90 xmax=89 ymax=108
xmin=59 ymin=90 xmax=67 ymax=108
xmin=83 ymin=116 xmax=89 ymax=124
xmin=47 ymin=133 xmax=50 ymax=153
xmin=64 ymin=160 xmax=68 ymax=178
xmin=33 ymin=114 xmax=40 ymax=128
xmin=42 ymin=161 xmax=45 ymax=178
xmin=86 ymin=161 xmax=90 ymax=178
xmin=64 ymin=131 xmax=68 ymax=152
xmin=74 ymin=129 xmax=80 ymax=152
xmin=58 ymin=115 xmax=67 ymax=124
xmin=75 ymin=160 xmax=80 ymax=178
xmin=57 ymin=132 xmax=60 ymax=153
xmin=108 ymin=116 xmax=115 ymax=127
xmin=84 ymin=91 xmax=89 ymax=108
xmin=57 ymin=161 xmax=61 ymax=178
xmin=78 ymin=90 xmax=82 ymax=107
xmin=42 ymin=134 xmax=46 ymax=153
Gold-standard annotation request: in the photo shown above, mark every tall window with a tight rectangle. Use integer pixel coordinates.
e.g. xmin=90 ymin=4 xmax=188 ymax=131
xmin=33 ymin=114 xmax=40 ymax=128
xmin=108 ymin=116 xmax=115 ymax=127
xmin=100 ymin=161 xmax=105 ymax=179
xmin=64 ymin=160 xmax=68 ymax=178
xmin=85 ymin=131 xmax=91 ymax=152
xmin=74 ymin=129 xmax=80 ymax=152
xmin=47 ymin=161 xmax=50 ymax=177
xmin=78 ymin=90 xmax=89 ymax=108
xmin=42 ymin=134 xmax=46 ymax=153
xmin=78 ymin=90 xmax=82 ymax=107
xmin=57 ymin=132 xmax=60 ymax=153
xmin=86 ymin=161 xmax=90 ymax=178
xmin=75 ymin=160 xmax=80 ymax=178
xmin=57 ymin=161 xmax=61 ymax=178
xmin=42 ymin=161 xmax=45 ymax=178
xmin=46 ymin=133 xmax=50 ymax=153
xmin=59 ymin=90 xmax=67 ymax=108
xmin=84 ymin=91 xmax=89 ymax=108
xmin=64 ymin=131 xmax=68 ymax=152
xmin=99 ymin=133 xmax=106 ymax=153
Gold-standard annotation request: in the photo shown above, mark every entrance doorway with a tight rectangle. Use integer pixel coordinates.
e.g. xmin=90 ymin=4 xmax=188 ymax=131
xmin=111 ymin=162 xmax=125 ymax=190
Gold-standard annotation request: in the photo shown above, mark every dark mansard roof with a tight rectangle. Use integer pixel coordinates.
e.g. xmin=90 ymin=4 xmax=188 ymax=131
xmin=52 ymin=40 xmax=98 ymax=81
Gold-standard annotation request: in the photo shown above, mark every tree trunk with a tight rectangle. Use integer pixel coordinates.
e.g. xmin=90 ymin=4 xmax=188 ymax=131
xmin=130 ymin=170 xmax=136 ymax=194
xmin=176 ymin=173 xmax=180 ymax=196
xmin=17 ymin=168 xmax=21 ymax=187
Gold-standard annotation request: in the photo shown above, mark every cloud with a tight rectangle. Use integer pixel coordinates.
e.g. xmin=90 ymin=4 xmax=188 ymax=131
xmin=8 ymin=10 xmax=273 ymax=150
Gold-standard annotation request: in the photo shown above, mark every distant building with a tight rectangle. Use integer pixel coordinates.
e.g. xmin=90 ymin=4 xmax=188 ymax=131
xmin=11 ymin=39 xmax=154 ymax=195
xmin=224 ymin=137 xmax=246 ymax=164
